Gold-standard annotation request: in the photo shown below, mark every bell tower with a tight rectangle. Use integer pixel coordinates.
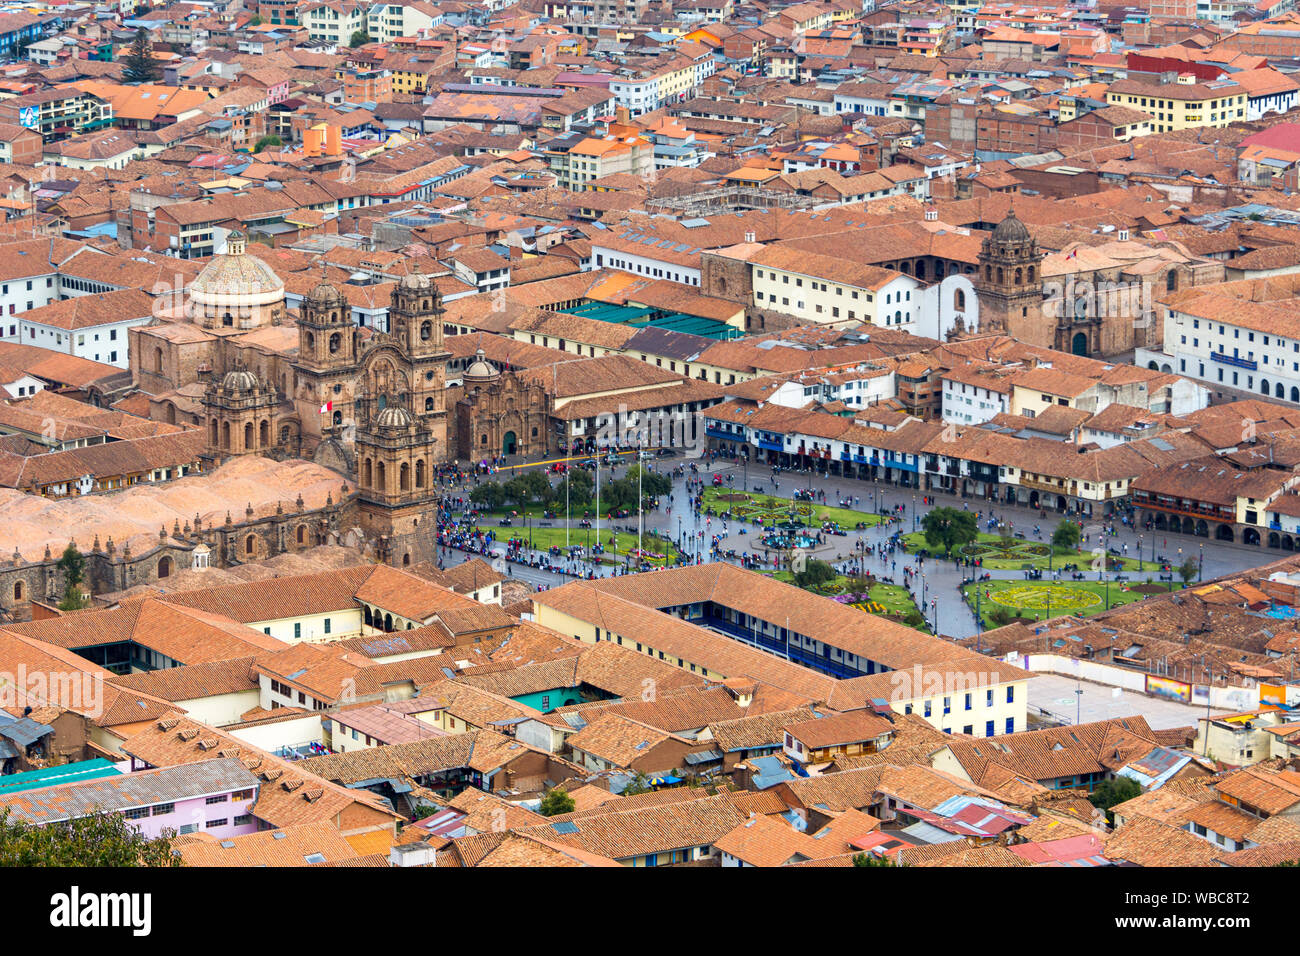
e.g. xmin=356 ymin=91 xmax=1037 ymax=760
xmin=353 ymin=400 xmax=440 ymax=565
xmin=389 ymin=272 xmax=450 ymax=432
xmin=292 ymin=279 xmax=359 ymax=446
xmin=975 ymin=210 xmax=1044 ymax=342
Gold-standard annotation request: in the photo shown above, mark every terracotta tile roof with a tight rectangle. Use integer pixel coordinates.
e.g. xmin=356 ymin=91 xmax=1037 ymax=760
xmin=119 ymin=713 xmax=400 ymax=831
xmin=507 ymin=792 xmax=746 ymax=861
xmin=177 ymin=820 xmax=364 ymax=866
xmin=785 ymin=709 xmax=895 ymax=750
xmin=1104 ymin=815 xmax=1225 ymax=867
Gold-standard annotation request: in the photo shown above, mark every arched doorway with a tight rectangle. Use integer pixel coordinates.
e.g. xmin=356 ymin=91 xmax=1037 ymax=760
xmin=1216 ymin=524 xmax=1234 ymax=542
xmin=158 ymin=556 xmax=172 ymax=578
xmin=1269 ymin=532 xmax=1280 ymax=549
xmin=1071 ymin=332 xmax=1089 ymax=356
xmin=1244 ymin=528 xmax=1260 ymax=546
xmin=503 ymin=431 xmax=517 ymax=455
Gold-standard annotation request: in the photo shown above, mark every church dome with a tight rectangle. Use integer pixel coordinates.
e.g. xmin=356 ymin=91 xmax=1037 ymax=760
xmin=222 ymin=368 xmax=260 ymax=391
xmin=308 ymin=281 xmax=345 ymax=306
xmin=190 ymin=236 xmax=285 ymax=301
xmin=463 ymin=348 xmax=499 ymax=383
xmin=375 ymin=404 xmax=414 ymax=428
xmin=991 ymin=210 xmax=1031 ymax=243
xmin=399 ymin=271 xmax=433 ymax=291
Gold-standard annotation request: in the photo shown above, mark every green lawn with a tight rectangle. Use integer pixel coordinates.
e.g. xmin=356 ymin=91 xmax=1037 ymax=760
xmin=469 ymin=509 xmax=680 ymax=566
xmin=902 ymin=531 xmax=1147 ymax=571
xmin=701 ymin=487 xmax=881 ymax=531
xmin=767 ymin=572 xmax=929 ymax=632
xmin=962 ymin=579 xmax=1155 ymax=628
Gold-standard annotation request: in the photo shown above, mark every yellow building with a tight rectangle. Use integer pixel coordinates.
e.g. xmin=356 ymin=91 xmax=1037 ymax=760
xmin=1105 ymin=76 xmax=1246 ymax=133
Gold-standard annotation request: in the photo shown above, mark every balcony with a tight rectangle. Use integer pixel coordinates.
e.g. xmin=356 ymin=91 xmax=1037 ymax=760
xmin=1210 ymin=351 xmax=1257 ymax=371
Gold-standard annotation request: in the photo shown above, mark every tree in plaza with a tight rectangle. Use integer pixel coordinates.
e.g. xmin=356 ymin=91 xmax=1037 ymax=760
xmin=793 ymin=558 xmax=837 ymax=590
xmin=520 ymin=469 xmax=552 ymax=502
xmin=1178 ymin=556 xmax=1199 ymax=586
xmin=552 ymin=468 xmax=593 ymax=509
xmin=921 ymin=507 xmax=978 ymax=557
xmin=985 ymin=606 xmax=1014 ymax=628
xmin=625 ymin=464 xmax=671 ymax=500
xmin=56 ymin=544 xmax=90 ymax=611
xmin=538 ymin=788 xmax=575 ymax=817
xmin=470 ymin=482 xmax=506 ymax=511
xmin=121 ymin=28 xmax=161 ymax=84
xmin=1051 ymin=520 xmax=1082 ymax=552
xmin=0 ymin=808 xmax=180 ymax=867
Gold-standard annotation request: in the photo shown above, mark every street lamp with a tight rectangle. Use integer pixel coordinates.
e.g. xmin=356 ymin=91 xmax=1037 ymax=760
xmin=1199 ymin=543 xmax=1204 ymax=582
xmin=1138 ymin=534 xmax=1143 ymax=572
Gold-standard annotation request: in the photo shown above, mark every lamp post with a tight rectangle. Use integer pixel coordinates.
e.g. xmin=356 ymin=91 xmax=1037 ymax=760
xmin=1199 ymin=543 xmax=1204 ymax=582
xmin=1138 ymin=533 xmax=1143 ymax=572
xmin=1075 ymin=680 xmax=1083 ymax=726
xmin=912 ymin=493 xmax=917 ymax=532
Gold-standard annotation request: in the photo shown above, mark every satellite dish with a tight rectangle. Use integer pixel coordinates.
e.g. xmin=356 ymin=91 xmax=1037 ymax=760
xmin=491 ymin=556 xmax=506 ymax=574
xmin=790 ymin=548 xmax=808 ymax=573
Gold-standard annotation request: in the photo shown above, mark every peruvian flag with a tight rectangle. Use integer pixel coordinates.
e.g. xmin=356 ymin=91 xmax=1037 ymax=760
xmin=320 ymin=401 xmax=333 ymax=414
xmin=1065 ymin=249 xmax=1077 ymax=260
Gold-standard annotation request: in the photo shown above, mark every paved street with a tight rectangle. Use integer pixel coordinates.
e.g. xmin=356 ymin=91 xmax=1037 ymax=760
xmin=440 ymin=450 xmax=1273 ymax=642
xmin=1025 ymin=672 xmax=1227 ymax=730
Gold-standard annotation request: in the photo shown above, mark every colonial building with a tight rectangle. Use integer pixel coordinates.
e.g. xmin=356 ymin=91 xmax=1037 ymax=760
xmin=974 ymin=210 xmax=1045 ymax=342
xmin=454 ymin=347 xmax=553 ymax=460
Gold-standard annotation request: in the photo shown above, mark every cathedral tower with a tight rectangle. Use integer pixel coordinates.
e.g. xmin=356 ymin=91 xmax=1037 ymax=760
xmin=975 ymin=210 xmax=1044 ymax=342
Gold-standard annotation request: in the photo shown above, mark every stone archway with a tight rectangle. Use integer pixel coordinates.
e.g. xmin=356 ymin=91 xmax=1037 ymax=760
xmin=503 ymin=430 xmax=517 ymax=455
xmin=1071 ymin=332 xmax=1089 ymax=357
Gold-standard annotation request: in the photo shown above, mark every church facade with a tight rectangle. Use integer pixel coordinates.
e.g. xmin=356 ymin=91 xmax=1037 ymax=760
xmin=125 ymin=236 xmax=557 ymax=568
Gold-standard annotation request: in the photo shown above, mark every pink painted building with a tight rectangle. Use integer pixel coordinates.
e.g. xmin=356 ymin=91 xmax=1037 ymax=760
xmin=3 ymin=757 xmax=261 ymax=839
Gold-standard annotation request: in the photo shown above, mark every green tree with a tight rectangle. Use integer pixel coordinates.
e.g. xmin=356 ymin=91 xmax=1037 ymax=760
xmin=620 ymin=771 xmax=653 ymax=796
xmin=350 ymin=30 xmax=372 ymax=47
xmin=121 ymin=28 xmax=161 ymax=84
xmin=1051 ymin=520 xmax=1081 ymax=552
xmin=1089 ymin=776 xmax=1141 ymax=823
xmin=502 ymin=474 xmax=533 ymax=506
xmin=56 ymin=544 xmax=89 ymax=611
xmin=1178 ymin=556 xmax=1199 ymax=586
xmin=921 ymin=507 xmax=978 ymax=557
xmin=470 ymin=482 xmax=506 ymax=511
xmin=253 ymin=134 xmax=282 ymax=153
xmin=0 ymin=808 xmax=181 ymax=866
xmin=538 ymin=788 xmax=575 ymax=817
xmin=247 ymin=13 xmax=264 ymax=25
xmin=852 ymin=851 xmax=899 ymax=867
xmin=793 ymin=558 xmax=837 ymax=590
xmin=625 ymin=464 xmax=671 ymax=501
xmin=552 ymin=468 xmax=593 ymax=509
xmin=986 ymin=606 xmax=1014 ymax=628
